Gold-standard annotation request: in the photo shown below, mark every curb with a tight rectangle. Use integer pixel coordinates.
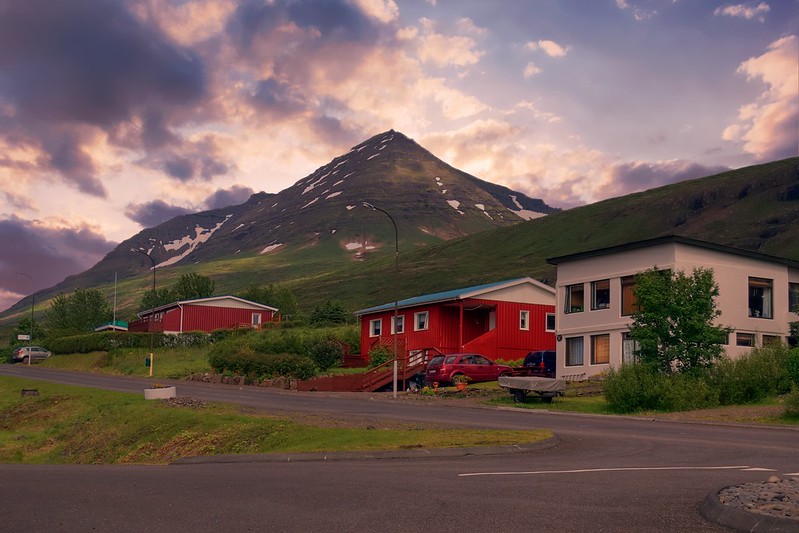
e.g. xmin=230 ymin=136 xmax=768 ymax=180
xmin=170 ymin=435 xmax=560 ymax=465
xmin=700 ymin=485 xmax=799 ymax=533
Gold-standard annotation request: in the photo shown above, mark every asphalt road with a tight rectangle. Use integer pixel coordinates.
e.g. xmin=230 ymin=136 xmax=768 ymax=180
xmin=2 ymin=365 xmax=798 ymax=532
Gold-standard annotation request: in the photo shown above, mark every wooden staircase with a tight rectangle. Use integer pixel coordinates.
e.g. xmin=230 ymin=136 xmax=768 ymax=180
xmin=297 ymin=348 xmax=443 ymax=392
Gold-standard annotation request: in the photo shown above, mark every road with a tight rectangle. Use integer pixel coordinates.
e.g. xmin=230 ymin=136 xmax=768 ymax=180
xmin=1 ymin=365 xmax=797 ymax=532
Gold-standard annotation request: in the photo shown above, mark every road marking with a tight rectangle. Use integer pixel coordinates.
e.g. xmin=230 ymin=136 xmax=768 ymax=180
xmin=784 ymin=472 xmax=799 ymax=476
xmin=741 ymin=467 xmax=777 ymax=472
xmin=459 ymin=465 xmax=752 ymax=477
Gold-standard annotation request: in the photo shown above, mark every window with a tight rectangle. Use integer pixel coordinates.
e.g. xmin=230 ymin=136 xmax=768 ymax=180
xmin=591 ymin=334 xmax=610 ymax=365
xmin=565 ymin=337 xmax=584 ymax=366
xmin=369 ymin=318 xmax=382 ymax=337
xmin=545 ymin=313 xmax=556 ymax=332
xmin=414 ymin=311 xmax=429 ymax=331
xmin=519 ymin=310 xmax=530 ymax=330
xmin=251 ymin=313 xmax=262 ymax=326
xmin=591 ymin=280 xmax=610 ymax=310
xmin=790 ymin=282 xmax=799 ymax=313
xmin=565 ymin=284 xmax=584 ymax=313
xmin=622 ymin=332 xmax=639 ymax=364
xmin=736 ymin=332 xmax=755 ymax=347
xmin=749 ymin=277 xmax=773 ymax=319
xmin=762 ymin=335 xmax=781 ymax=347
xmin=621 ymin=276 xmax=639 ymax=316
xmin=391 ymin=315 xmax=405 ymax=334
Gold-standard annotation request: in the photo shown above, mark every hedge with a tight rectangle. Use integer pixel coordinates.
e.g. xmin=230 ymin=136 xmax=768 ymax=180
xmin=46 ymin=331 xmax=210 ymax=354
xmin=208 ymin=347 xmax=316 ymax=380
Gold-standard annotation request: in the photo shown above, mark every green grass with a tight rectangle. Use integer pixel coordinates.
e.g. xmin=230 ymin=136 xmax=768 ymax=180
xmin=42 ymin=348 xmax=212 ymax=380
xmin=489 ymin=394 xmax=611 ymax=414
xmin=0 ymin=376 xmax=552 ymax=464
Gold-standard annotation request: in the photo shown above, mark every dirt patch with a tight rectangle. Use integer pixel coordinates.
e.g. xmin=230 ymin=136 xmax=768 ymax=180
xmin=647 ymin=404 xmax=784 ymax=424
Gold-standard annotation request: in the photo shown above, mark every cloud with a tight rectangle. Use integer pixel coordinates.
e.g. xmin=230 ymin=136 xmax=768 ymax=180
xmin=0 ymin=216 xmax=117 ymax=311
xmin=602 ymin=160 xmax=730 ymax=196
xmin=416 ymin=17 xmax=485 ymax=68
xmin=0 ymin=0 xmax=207 ymax=194
xmin=205 ymin=185 xmax=256 ymax=209
xmin=523 ymin=62 xmax=542 ymax=79
xmin=722 ymin=35 xmax=799 ymax=160
xmin=714 ymin=3 xmax=770 ymax=22
xmin=124 ymin=200 xmax=193 ymax=228
xmin=526 ymin=39 xmax=569 ymax=57
xmin=614 ymin=0 xmax=658 ymax=21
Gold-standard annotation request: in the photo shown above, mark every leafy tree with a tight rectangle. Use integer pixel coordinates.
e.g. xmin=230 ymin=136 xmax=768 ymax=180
xmin=140 ymin=287 xmax=175 ymax=311
xmin=138 ymin=273 xmax=215 ymax=311
xmin=629 ymin=267 xmax=730 ymax=375
xmin=239 ymin=283 xmax=301 ymax=320
xmin=309 ymin=300 xmax=350 ymax=327
xmin=9 ymin=317 xmax=46 ymax=346
xmin=44 ymin=288 xmax=112 ymax=337
xmin=173 ymin=273 xmax=215 ymax=301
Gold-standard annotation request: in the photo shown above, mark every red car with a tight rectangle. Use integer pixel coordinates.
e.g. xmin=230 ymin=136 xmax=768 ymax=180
xmin=425 ymin=353 xmax=512 ymax=385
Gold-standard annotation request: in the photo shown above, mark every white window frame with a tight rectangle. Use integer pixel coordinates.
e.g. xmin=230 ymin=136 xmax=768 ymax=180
xmin=565 ymin=336 xmax=584 ymax=366
xmin=414 ymin=311 xmax=429 ymax=331
xmin=391 ymin=314 xmax=405 ymax=334
xmin=251 ymin=313 xmax=262 ymax=326
xmin=545 ymin=313 xmax=555 ymax=332
xmin=519 ymin=310 xmax=530 ymax=331
xmin=369 ymin=318 xmax=382 ymax=337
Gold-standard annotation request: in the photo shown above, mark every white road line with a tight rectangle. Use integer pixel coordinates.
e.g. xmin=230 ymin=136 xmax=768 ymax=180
xmin=458 ymin=465 xmax=752 ymax=477
xmin=741 ymin=467 xmax=777 ymax=471
xmin=784 ymin=472 xmax=799 ymax=476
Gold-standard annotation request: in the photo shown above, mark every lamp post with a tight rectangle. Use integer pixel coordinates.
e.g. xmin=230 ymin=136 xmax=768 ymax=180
xmin=15 ymin=272 xmax=35 ymax=365
xmin=133 ymin=250 xmax=156 ymax=377
xmin=362 ymin=202 xmax=399 ymax=398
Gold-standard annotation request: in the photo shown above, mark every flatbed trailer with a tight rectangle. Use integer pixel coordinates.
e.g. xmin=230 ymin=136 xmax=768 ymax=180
xmin=498 ymin=375 xmax=566 ymax=403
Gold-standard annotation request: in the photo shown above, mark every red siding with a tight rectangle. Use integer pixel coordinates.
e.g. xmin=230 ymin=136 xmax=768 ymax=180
xmin=359 ymin=297 xmax=555 ymax=361
xmin=180 ymin=305 xmax=273 ymax=332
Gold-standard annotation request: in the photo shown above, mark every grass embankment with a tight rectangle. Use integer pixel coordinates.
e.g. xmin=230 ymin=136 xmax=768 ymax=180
xmin=0 ymin=376 xmax=552 ymax=465
xmin=41 ymin=348 xmax=211 ymax=379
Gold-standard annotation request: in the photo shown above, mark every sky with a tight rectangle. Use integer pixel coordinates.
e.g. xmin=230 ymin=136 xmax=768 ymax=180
xmin=1 ymin=0 xmax=797 ymax=312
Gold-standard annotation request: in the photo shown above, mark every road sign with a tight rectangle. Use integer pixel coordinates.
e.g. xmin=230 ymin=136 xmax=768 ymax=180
xmin=17 ymin=334 xmax=30 ymax=341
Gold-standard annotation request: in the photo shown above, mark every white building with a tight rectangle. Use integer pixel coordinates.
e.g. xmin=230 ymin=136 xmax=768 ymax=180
xmin=547 ymin=236 xmax=799 ymax=379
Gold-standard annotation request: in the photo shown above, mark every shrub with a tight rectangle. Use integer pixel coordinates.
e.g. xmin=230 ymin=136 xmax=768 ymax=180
xmin=787 ymin=348 xmax=799 ymax=386
xmin=784 ymin=386 xmax=799 ymax=418
xmin=657 ymin=372 xmax=718 ymax=412
xmin=208 ymin=346 xmax=315 ymax=380
xmin=46 ymin=331 xmax=210 ymax=354
xmin=603 ymin=364 xmax=664 ymax=413
xmin=308 ymin=339 xmax=343 ymax=371
xmin=707 ymin=344 xmax=792 ymax=405
xmin=368 ymin=345 xmax=392 ymax=369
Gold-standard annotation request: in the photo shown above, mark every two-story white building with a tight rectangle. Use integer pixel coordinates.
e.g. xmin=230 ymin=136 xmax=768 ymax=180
xmin=547 ymin=236 xmax=799 ymax=379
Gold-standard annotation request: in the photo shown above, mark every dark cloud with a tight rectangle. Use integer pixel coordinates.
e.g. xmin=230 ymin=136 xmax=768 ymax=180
xmin=164 ymin=157 xmax=196 ymax=181
xmin=0 ymin=0 xmax=207 ymax=193
xmin=124 ymin=200 xmax=193 ymax=228
xmin=0 ymin=216 xmax=116 ymax=310
xmin=310 ymin=115 xmax=361 ymax=146
xmin=205 ymin=185 xmax=256 ymax=210
xmin=0 ymin=0 xmax=206 ymax=127
xmin=146 ymin=135 xmax=232 ymax=182
xmin=251 ymin=78 xmax=308 ymax=118
xmin=609 ymin=161 xmax=729 ymax=192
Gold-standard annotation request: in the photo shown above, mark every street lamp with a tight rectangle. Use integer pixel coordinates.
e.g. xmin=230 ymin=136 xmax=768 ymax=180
xmin=133 ymin=250 xmax=156 ymax=377
xmin=15 ymin=272 xmax=35 ymax=366
xmin=362 ymin=202 xmax=399 ymax=398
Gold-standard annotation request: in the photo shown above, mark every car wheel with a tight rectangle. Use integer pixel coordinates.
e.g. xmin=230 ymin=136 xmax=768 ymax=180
xmin=21 ymin=356 xmax=29 ymax=364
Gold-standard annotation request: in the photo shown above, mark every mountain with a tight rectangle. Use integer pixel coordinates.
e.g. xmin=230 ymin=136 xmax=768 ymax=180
xmin=1 ymin=130 xmax=557 ymax=320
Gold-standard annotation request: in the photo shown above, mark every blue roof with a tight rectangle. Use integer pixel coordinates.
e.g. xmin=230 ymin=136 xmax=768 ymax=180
xmin=354 ymin=278 xmax=534 ymax=315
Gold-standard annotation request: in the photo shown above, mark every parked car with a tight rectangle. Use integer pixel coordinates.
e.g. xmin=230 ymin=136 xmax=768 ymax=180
xmin=522 ymin=350 xmax=556 ymax=376
xmin=425 ymin=353 xmax=512 ymax=385
xmin=12 ymin=346 xmax=52 ymax=364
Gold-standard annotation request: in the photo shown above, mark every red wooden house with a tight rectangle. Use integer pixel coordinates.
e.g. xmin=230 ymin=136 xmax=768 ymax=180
xmin=354 ymin=277 xmax=556 ymax=363
xmin=129 ymin=296 xmax=278 ymax=333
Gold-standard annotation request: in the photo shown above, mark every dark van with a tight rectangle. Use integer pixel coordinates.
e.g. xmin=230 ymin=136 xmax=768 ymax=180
xmin=523 ymin=350 xmax=556 ymax=376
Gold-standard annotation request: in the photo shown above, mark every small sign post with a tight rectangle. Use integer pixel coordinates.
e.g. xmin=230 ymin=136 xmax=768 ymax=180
xmin=17 ymin=334 xmax=30 ymax=341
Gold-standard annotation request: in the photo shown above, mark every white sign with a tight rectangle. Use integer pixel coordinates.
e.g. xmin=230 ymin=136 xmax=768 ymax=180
xmin=17 ymin=334 xmax=31 ymax=341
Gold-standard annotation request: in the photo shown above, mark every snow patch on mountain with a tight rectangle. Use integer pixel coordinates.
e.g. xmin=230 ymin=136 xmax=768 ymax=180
xmin=508 ymin=195 xmax=547 ymax=221
xmin=156 ymin=215 xmax=231 ymax=268
xmin=326 ymin=191 xmax=342 ymax=199
xmin=260 ymin=243 xmax=283 ymax=254
xmin=367 ymin=153 xmax=380 ymax=160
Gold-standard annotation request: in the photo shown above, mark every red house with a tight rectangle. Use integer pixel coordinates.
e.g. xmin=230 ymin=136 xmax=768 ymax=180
xmin=354 ymin=278 xmax=556 ymax=362
xmin=129 ymin=296 xmax=278 ymax=333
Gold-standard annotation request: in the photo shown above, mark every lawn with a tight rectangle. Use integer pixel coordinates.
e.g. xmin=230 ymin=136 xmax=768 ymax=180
xmin=0 ymin=376 xmax=552 ymax=464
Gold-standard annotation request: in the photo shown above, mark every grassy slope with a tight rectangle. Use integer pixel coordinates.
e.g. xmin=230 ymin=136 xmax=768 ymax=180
xmin=0 ymin=376 xmax=551 ymax=464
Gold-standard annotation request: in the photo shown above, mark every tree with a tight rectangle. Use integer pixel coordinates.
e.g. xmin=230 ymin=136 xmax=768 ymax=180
xmin=44 ymin=288 xmax=112 ymax=337
xmin=239 ymin=283 xmax=301 ymax=320
xmin=309 ymin=300 xmax=350 ymax=327
xmin=172 ymin=273 xmax=215 ymax=301
xmin=629 ymin=267 xmax=731 ymax=375
xmin=8 ymin=317 xmax=46 ymax=346
xmin=138 ymin=273 xmax=215 ymax=312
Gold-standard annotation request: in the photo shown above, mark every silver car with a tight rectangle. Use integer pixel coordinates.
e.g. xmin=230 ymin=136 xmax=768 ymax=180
xmin=12 ymin=346 xmax=52 ymax=364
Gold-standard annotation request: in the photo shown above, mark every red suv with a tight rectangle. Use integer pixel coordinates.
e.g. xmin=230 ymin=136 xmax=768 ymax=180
xmin=425 ymin=353 xmax=512 ymax=385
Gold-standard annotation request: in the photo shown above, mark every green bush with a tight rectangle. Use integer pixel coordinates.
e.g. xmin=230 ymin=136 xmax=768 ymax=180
xmin=707 ymin=344 xmax=792 ymax=405
xmin=657 ymin=372 xmax=718 ymax=412
xmin=784 ymin=387 xmax=799 ymax=418
xmin=603 ymin=364 xmax=664 ymax=413
xmin=308 ymin=339 xmax=343 ymax=371
xmin=46 ymin=331 xmax=210 ymax=354
xmin=208 ymin=346 xmax=315 ymax=380
xmin=787 ymin=348 xmax=799 ymax=386
xmin=368 ymin=345 xmax=392 ymax=369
